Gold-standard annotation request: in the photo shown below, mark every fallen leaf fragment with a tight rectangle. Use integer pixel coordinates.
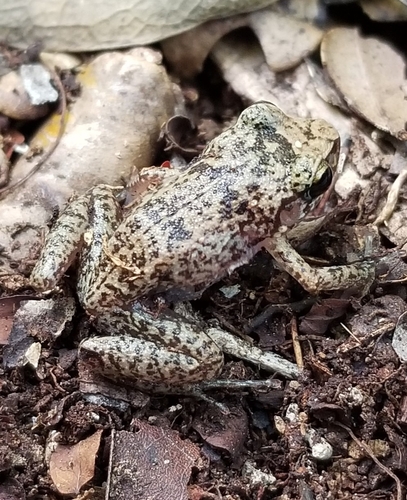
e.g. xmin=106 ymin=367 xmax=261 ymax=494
xmin=193 ymin=404 xmax=248 ymax=461
xmin=49 ymin=429 xmax=102 ymax=495
xmin=249 ymin=9 xmax=322 ymax=72
xmin=321 ymin=27 xmax=407 ymax=140
xmin=163 ymin=6 xmax=322 ymax=78
xmin=107 ymin=422 xmax=201 ymax=500
xmin=3 ymin=297 xmax=75 ymax=369
xmin=360 ymin=0 xmax=407 ymax=21
xmin=0 ymin=0 xmax=278 ymax=52
xmin=300 ymin=298 xmax=350 ymax=335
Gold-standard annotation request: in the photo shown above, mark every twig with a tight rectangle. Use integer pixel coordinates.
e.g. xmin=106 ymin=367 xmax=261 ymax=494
xmin=290 ymin=317 xmax=303 ymax=370
xmin=374 ymin=167 xmax=407 ymax=227
xmin=335 ymin=421 xmax=403 ymax=500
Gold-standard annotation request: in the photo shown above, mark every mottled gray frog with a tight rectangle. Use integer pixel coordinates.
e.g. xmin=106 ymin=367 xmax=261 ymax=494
xmin=30 ymin=102 xmax=374 ymax=388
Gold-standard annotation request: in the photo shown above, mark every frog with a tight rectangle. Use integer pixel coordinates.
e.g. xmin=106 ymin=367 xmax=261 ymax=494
xmin=30 ymin=101 xmax=375 ymax=390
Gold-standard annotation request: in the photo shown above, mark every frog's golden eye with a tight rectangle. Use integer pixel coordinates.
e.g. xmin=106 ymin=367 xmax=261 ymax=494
xmin=303 ymin=166 xmax=332 ymax=201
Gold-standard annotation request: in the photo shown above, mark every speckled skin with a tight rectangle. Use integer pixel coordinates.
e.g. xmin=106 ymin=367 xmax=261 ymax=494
xmin=30 ymin=102 xmax=375 ymax=386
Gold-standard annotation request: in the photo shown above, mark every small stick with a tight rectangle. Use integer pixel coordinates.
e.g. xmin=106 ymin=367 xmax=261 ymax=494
xmin=291 ymin=317 xmax=303 ymax=370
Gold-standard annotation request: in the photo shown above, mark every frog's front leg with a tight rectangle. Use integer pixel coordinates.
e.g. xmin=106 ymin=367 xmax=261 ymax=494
xmin=263 ymin=235 xmax=375 ymax=294
xmin=30 ymin=185 xmax=122 ymax=313
xmin=31 ymin=193 xmax=92 ymax=290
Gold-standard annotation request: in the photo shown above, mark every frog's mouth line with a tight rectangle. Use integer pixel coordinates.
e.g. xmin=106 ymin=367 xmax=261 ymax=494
xmin=278 ymin=194 xmax=322 ymax=229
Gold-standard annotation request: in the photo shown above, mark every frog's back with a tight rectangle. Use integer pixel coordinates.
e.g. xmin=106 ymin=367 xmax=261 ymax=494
xmin=94 ymin=102 xmax=339 ymax=305
xmin=105 ymin=127 xmax=295 ymax=301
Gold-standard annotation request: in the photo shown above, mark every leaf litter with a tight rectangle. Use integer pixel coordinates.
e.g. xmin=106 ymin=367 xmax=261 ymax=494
xmin=2 ymin=2 xmax=407 ymax=500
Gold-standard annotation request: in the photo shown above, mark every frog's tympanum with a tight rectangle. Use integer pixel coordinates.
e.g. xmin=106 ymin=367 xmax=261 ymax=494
xmin=31 ymin=102 xmax=374 ymax=388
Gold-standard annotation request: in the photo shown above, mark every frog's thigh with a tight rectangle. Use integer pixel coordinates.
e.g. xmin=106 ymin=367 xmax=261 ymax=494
xmin=263 ymin=236 xmax=375 ymax=294
xmin=80 ymin=307 xmax=224 ymax=385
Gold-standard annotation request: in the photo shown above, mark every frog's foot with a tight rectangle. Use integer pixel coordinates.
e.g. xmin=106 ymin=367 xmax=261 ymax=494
xmin=79 ymin=302 xmax=300 ymax=390
xmin=205 ymin=327 xmax=300 ymax=379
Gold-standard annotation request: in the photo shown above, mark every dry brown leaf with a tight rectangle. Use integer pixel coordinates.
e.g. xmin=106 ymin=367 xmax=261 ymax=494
xmin=356 ymin=294 xmax=407 ymax=337
xmin=0 ymin=0 xmax=278 ymax=51
xmin=321 ymin=27 xmax=407 ymax=140
xmin=161 ymin=16 xmax=247 ymax=78
xmin=49 ymin=429 xmax=103 ymax=495
xmin=360 ymin=0 xmax=407 ymax=21
xmin=193 ymin=404 xmax=248 ymax=460
xmin=107 ymin=423 xmax=201 ymax=500
xmin=299 ymin=298 xmax=350 ymax=336
xmin=162 ymin=6 xmax=322 ymax=78
xmin=249 ymin=9 xmax=322 ymax=72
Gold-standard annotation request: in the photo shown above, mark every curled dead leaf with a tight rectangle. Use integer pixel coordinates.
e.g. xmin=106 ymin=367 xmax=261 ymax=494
xmin=163 ymin=6 xmax=323 ymax=78
xmin=321 ymin=27 xmax=407 ymax=140
xmin=161 ymin=115 xmax=203 ymax=160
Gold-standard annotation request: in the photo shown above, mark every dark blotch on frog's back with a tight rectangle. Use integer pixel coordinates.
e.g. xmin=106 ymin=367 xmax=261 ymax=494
xmin=162 ymin=217 xmax=193 ymax=242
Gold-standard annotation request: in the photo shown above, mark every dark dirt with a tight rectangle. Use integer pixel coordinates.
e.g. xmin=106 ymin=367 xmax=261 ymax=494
xmin=2 ymin=218 xmax=407 ymax=499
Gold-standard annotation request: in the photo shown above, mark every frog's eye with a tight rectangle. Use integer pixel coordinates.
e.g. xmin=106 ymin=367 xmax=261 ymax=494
xmin=303 ymin=167 xmax=332 ymax=201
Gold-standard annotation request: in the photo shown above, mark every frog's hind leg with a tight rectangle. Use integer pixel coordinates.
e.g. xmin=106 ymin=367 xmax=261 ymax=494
xmin=80 ymin=303 xmax=224 ymax=386
xmin=79 ymin=302 xmax=300 ymax=391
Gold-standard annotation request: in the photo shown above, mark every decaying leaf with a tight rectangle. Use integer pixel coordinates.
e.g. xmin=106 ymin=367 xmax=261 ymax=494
xmin=321 ymin=27 xmax=407 ymax=140
xmin=249 ymin=9 xmax=322 ymax=72
xmin=49 ymin=429 xmax=102 ymax=495
xmin=299 ymin=299 xmax=350 ymax=336
xmin=0 ymin=0 xmax=278 ymax=52
xmin=192 ymin=404 xmax=248 ymax=461
xmin=107 ymin=423 xmax=201 ymax=500
xmin=162 ymin=6 xmax=323 ymax=78
xmin=3 ymin=297 xmax=75 ymax=370
xmin=339 ymin=295 xmax=407 ymax=354
xmin=360 ymin=0 xmax=407 ymax=21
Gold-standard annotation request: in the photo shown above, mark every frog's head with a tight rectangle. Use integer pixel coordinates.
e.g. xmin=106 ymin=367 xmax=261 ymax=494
xmin=236 ymin=101 xmax=340 ymax=229
xmin=237 ymin=101 xmax=339 ymax=200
